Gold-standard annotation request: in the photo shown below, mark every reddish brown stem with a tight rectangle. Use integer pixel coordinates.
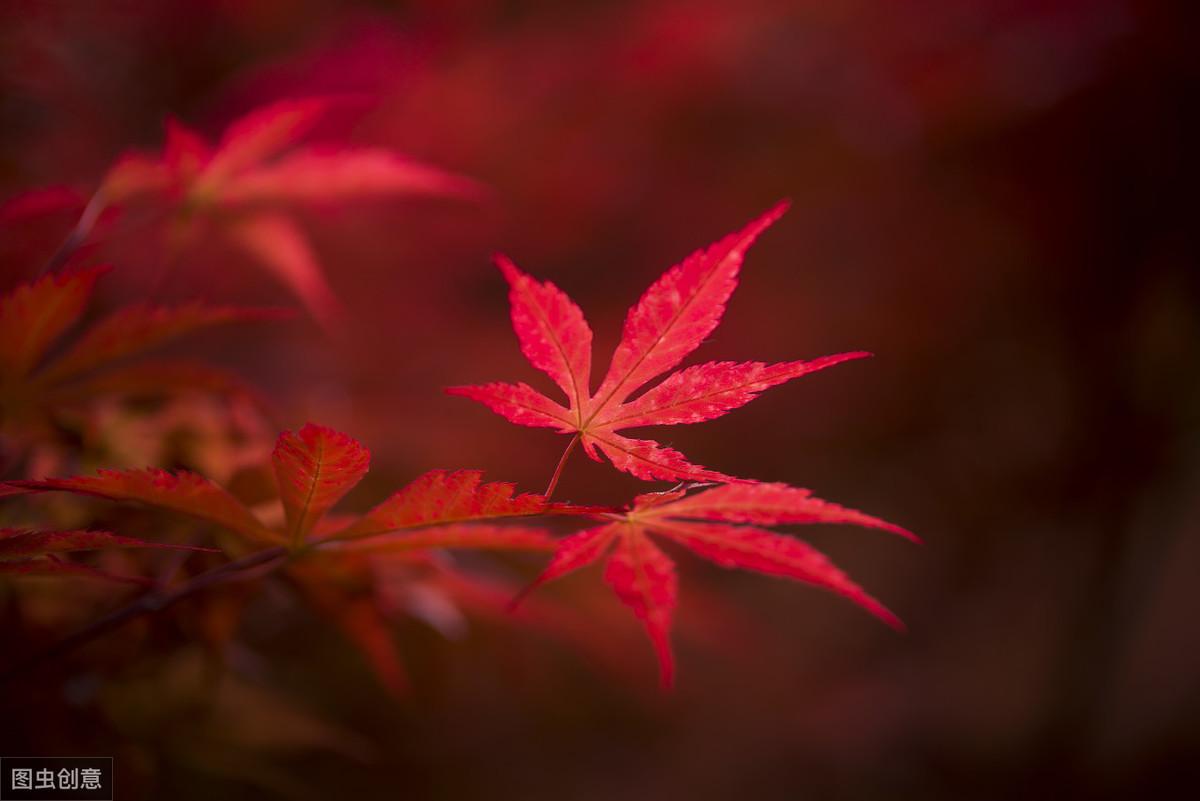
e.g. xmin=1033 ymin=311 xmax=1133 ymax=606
xmin=39 ymin=190 xmax=107 ymax=275
xmin=0 ymin=545 xmax=287 ymax=683
xmin=544 ymin=433 xmax=580 ymax=500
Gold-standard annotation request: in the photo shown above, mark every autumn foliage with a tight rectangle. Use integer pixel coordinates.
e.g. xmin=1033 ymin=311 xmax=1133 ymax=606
xmin=2 ymin=137 xmax=912 ymax=694
xmin=3 ymin=2 xmax=1190 ymax=798
xmin=3 ymin=92 xmax=914 ymax=761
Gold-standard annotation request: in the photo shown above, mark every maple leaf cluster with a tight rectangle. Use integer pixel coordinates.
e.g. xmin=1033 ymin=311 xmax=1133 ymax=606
xmin=0 ymin=265 xmax=282 ymax=466
xmin=6 ymin=423 xmax=592 ymax=694
xmin=19 ymin=98 xmax=479 ymax=326
xmin=1 ymin=99 xmax=914 ymax=693
xmin=450 ymin=201 xmax=917 ymax=684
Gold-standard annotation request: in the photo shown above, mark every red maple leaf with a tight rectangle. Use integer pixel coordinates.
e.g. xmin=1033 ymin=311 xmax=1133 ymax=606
xmin=515 ymin=483 xmax=917 ymax=687
xmin=6 ymin=423 xmax=598 ymax=693
xmin=90 ymin=98 xmax=481 ymax=325
xmin=0 ymin=266 xmax=284 ymax=462
xmin=448 ymin=201 xmax=868 ymax=488
xmin=10 ymin=468 xmax=284 ymax=547
xmin=8 ymin=424 xmax=583 ymax=552
xmin=0 ymin=527 xmax=216 ymax=583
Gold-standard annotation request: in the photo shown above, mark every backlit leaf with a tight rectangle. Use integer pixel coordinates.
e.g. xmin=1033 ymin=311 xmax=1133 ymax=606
xmin=38 ymin=302 xmax=288 ymax=383
xmin=0 ymin=556 xmax=148 ymax=583
xmin=330 ymin=469 xmax=569 ymax=541
xmin=519 ymin=481 xmax=911 ymax=685
xmin=603 ymin=530 xmax=678 ymax=687
xmin=0 ymin=266 xmax=107 ymax=378
xmin=220 ymin=148 xmax=481 ymax=206
xmin=9 ymin=469 xmax=277 ymax=545
xmin=450 ymin=203 xmax=868 ymax=484
xmin=337 ymin=524 xmax=555 ymax=554
xmin=88 ymin=98 xmax=478 ymax=324
xmin=225 ymin=213 xmax=344 ymax=326
xmin=272 ymin=423 xmax=370 ymax=546
xmin=0 ymin=527 xmax=216 ymax=558
xmin=637 ymin=482 xmax=920 ymax=542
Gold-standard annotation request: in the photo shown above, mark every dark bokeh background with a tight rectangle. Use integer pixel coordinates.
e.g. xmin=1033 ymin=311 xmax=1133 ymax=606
xmin=2 ymin=1 xmax=1198 ymax=799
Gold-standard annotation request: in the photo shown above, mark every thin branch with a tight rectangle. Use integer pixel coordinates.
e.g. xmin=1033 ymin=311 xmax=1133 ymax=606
xmin=0 ymin=545 xmax=287 ymax=683
xmin=39 ymin=190 xmax=108 ymax=275
xmin=544 ymin=433 xmax=580 ymax=500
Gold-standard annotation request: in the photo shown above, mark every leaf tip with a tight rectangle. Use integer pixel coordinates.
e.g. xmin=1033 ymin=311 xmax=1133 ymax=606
xmin=492 ymin=253 xmax=524 ymax=285
xmin=864 ymin=598 xmax=906 ymax=633
xmin=766 ymin=197 xmax=793 ymax=219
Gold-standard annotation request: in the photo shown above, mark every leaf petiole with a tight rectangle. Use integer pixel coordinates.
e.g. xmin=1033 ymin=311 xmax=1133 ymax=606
xmin=544 ymin=432 xmax=581 ymax=501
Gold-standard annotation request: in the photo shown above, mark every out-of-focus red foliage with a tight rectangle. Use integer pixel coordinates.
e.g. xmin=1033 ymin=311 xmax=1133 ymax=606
xmin=6 ymin=418 xmax=609 ymax=703
xmin=0 ymin=266 xmax=281 ymax=472
xmin=0 ymin=527 xmax=215 ymax=582
xmin=2 ymin=0 xmax=1197 ymax=799
xmin=5 ymin=209 xmax=910 ymax=700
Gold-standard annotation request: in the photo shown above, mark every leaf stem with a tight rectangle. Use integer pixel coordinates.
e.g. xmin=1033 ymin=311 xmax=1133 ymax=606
xmin=39 ymin=190 xmax=108 ymax=275
xmin=0 ymin=545 xmax=288 ymax=684
xmin=544 ymin=433 xmax=580 ymax=501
